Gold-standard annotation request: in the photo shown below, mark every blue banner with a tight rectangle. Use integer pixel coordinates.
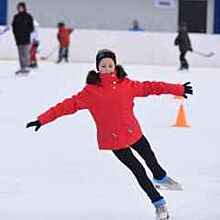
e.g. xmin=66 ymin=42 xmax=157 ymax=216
xmin=214 ymin=0 xmax=220 ymax=33
xmin=0 ymin=0 xmax=7 ymax=25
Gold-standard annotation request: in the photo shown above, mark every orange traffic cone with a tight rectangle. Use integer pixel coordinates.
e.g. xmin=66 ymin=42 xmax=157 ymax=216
xmin=172 ymin=103 xmax=190 ymax=128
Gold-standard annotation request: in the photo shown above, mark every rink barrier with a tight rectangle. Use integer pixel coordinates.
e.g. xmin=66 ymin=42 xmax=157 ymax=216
xmin=0 ymin=27 xmax=219 ymax=67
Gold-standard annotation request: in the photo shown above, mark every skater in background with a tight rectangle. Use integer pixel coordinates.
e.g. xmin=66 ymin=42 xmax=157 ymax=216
xmin=26 ymin=49 xmax=193 ymax=220
xmin=12 ymin=2 xmax=34 ymax=74
xmin=29 ymin=20 xmax=40 ymax=68
xmin=129 ymin=19 xmax=144 ymax=31
xmin=174 ymin=22 xmax=193 ymax=70
xmin=56 ymin=22 xmax=73 ymax=63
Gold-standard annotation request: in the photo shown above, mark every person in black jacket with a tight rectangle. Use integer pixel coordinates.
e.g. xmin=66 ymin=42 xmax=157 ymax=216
xmin=12 ymin=2 xmax=34 ymax=74
xmin=174 ymin=23 xmax=193 ymax=70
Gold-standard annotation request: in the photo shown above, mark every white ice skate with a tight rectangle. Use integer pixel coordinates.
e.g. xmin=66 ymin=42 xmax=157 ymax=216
xmin=155 ymin=205 xmax=169 ymax=220
xmin=15 ymin=68 xmax=30 ymax=76
xmin=153 ymin=176 xmax=183 ymax=191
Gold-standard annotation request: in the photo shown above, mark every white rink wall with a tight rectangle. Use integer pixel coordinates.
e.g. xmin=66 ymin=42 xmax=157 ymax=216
xmin=0 ymin=27 xmax=220 ymax=67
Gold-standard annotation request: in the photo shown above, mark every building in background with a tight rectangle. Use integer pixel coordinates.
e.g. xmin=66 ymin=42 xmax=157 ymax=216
xmin=1 ymin=0 xmax=220 ymax=33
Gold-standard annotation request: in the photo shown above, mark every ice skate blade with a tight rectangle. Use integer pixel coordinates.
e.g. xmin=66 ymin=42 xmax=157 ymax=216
xmin=155 ymin=184 xmax=183 ymax=191
xmin=156 ymin=213 xmax=170 ymax=220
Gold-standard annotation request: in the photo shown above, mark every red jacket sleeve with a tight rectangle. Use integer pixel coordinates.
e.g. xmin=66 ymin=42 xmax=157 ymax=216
xmin=38 ymin=87 xmax=90 ymax=125
xmin=129 ymin=79 xmax=184 ymax=97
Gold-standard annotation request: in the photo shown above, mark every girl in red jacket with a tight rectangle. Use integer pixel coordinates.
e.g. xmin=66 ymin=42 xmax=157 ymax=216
xmin=27 ymin=49 xmax=193 ymax=220
xmin=56 ymin=22 xmax=73 ymax=63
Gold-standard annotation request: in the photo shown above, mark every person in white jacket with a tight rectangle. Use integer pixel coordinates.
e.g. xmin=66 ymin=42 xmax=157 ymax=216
xmin=29 ymin=20 xmax=40 ymax=68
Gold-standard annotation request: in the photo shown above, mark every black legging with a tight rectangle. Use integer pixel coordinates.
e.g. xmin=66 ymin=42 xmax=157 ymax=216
xmin=113 ymin=135 xmax=166 ymax=203
xmin=180 ymin=51 xmax=189 ymax=69
xmin=58 ymin=47 xmax=69 ymax=61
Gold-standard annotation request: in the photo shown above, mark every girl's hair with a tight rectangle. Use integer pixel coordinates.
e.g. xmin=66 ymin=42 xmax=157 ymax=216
xmin=86 ymin=65 xmax=127 ymax=85
xmin=17 ymin=2 xmax=27 ymax=11
xmin=57 ymin=22 xmax=65 ymax=28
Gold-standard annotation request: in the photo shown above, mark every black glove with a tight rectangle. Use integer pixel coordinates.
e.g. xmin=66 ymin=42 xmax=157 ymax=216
xmin=26 ymin=120 xmax=41 ymax=132
xmin=183 ymin=82 xmax=193 ymax=99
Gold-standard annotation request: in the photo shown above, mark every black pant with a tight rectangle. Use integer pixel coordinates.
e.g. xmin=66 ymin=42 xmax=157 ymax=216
xmin=58 ymin=47 xmax=69 ymax=62
xmin=113 ymin=136 xmax=166 ymax=203
xmin=180 ymin=51 xmax=189 ymax=69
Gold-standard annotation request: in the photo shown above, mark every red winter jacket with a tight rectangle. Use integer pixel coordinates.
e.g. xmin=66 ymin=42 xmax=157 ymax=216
xmin=38 ymin=72 xmax=184 ymax=150
xmin=57 ymin=27 xmax=73 ymax=48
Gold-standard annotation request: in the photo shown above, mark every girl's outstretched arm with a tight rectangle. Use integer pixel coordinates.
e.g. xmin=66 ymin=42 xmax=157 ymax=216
xmin=26 ymin=86 xmax=90 ymax=131
xmin=128 ymin=79 xmax=193 ymax=98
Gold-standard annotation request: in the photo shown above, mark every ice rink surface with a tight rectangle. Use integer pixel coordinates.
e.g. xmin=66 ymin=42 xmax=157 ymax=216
xmin=0 ymin=61 xmax=220 ymax=219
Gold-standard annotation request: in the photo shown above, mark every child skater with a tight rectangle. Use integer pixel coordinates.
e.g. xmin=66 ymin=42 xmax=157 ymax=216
xmin=174 ymin=22 xmax=193 ymax=71
xmin=29 ymin=20 xmax=40 ymax=68
xmin=56 ymin=22 xmax=73 ymax=63
xmin=26 ymin=49 xmax=193 ymax=220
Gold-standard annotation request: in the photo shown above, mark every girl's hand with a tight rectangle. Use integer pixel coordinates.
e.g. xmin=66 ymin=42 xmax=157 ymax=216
xmin=26 ymin=120 xmax=41 ymax=132
xmin=183 ymin=82 xmax=193 ymax=99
